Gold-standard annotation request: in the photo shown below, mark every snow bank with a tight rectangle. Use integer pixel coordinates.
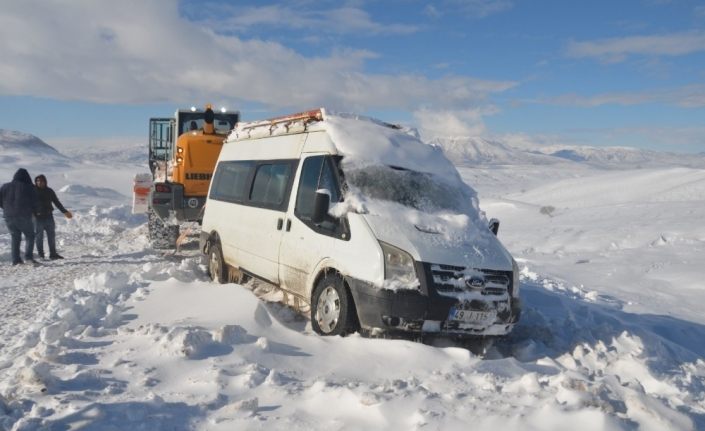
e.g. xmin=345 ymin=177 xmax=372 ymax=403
xmin=58 ymin=205 xmax=146 ymax=240
xmin=2 ymin=255 xmax=704 ymax=430
xmin=508 ymin=167 xmax=705 ymax=208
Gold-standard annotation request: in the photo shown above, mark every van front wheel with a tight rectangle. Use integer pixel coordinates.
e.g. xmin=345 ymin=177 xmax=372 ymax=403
xmin=208 ymin=241 xmax=226 ymax=284
xmin=311 ymin=274 xmax=357 ymax=336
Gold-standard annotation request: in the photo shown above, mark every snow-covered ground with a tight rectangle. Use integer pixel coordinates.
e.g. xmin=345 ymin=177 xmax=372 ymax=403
xmin=1 ymin=131 xmax=704 ymax=430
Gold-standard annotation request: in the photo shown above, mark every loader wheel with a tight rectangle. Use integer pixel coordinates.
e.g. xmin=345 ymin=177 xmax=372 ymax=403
xmin=147 ymin=209 xmax=179 ymax=249
xmin=207 ymin=240 xmax=227 ymax=284
xmin=311 ymin=274 xmax=358 ymax=336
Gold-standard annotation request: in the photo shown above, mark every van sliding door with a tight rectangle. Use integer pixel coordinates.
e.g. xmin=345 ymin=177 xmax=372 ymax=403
xmin=236 ymin=159 xmax=298 ymax=285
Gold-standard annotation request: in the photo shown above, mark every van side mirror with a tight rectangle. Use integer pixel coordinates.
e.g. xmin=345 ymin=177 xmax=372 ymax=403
xmin=312 ymin=190 xmax=330 ymax=224
xmin=488 ymin=218 xmax=500 ymax=236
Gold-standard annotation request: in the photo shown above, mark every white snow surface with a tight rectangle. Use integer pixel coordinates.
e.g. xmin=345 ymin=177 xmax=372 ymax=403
xmin=0 ymin=130 xmax=704 ymax=430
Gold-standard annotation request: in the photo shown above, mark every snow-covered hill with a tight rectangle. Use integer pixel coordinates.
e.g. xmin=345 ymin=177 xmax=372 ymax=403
xmin=538 ymin=144 xmax=705 ymax=168
xmin=58 ymin=141 xmax=147 ymax=166
xmin=0 ymin=129 xmax=70 ymax=168
xmin=0 ymin=130 xmax=62 ymax=156
xmin=428 ymin=136 xmax=561 ymax=166
xmin=0 ymin=130 xmax=143 ymax=198
xmin=430 ymin=135 xmax=705 ymax=169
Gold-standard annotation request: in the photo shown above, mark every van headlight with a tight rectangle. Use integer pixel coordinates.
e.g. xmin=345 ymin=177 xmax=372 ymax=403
xmin=380 ymin=241 xmax=417 ymax=283
xmin=512 ymin=258 xmax=520 ymax=298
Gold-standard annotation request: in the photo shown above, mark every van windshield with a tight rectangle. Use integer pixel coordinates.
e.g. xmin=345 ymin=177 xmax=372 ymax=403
xmin=345 ymin=165 xmax=467 ymax=213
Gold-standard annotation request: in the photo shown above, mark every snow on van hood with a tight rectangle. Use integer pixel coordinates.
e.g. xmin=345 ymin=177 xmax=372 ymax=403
xmin=324 ymin=113 xmax=511 ymax=269
xmin=353 ymin=198 xmax=513 ymax=271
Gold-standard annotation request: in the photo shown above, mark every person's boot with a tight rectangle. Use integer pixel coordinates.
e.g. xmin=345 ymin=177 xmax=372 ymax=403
xmin=49 ymin=254 xmax=64 ymax=260
xmin=38 ymin=252 xmax=45 ymax=259
xmin=12 ymin=259 xmax=23 ymax=266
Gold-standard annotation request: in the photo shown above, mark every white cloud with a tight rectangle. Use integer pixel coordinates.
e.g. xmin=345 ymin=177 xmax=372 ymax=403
xmin=197 ymin=4 xmax=418 ymax=36
xmin=0 ymin=0 xmax=514 ymax=114
xmin=566 ymin=31 xmax=705 ymax=62
xmin=447 ymin=0 xmax=514 ymax=18
xmin=424 ymin=4 xmax=442 ymax=18
xmin=413 ymin=107 xmax=498 ymax=139
xmin=537 ymin=85 xmax=705 ymax=108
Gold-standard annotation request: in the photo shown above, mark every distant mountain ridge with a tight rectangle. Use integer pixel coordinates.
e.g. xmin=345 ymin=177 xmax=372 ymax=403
xmin=0 ymin=129 xmax=71 ymax=171
xmin=428 ymin=136 xmax=705 ymax=169
xmin=2 ymin=128 xmax=703 ymax=170
xmin=426 ymin=136 xmax=561 ymax=166
xmin=538 ymin=145 xmax=705 ymax=168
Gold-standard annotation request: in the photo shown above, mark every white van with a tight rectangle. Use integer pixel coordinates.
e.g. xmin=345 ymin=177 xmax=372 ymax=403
xmin=200 ymin=109 xmax=521 ymax=338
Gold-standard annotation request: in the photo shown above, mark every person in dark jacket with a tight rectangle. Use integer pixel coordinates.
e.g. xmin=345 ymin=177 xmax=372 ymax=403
xmin=33 ymin=174 xmax=72 ymax=259
xmin=0 ymin=168 xmax=38 ymax=265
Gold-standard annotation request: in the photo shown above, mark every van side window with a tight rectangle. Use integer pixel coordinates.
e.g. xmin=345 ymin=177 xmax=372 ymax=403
xmin=320 ymin=158 xmax=340 ymax=203
xmin=295 ymin=156 xmax=347 ymax=238
xmin=210 ymin=161 xmax=253 ymax=202
xmin=296 ymin=156 xmax=326 ymax=219
xmin=250 ymin=163 xmax=293 ymax=206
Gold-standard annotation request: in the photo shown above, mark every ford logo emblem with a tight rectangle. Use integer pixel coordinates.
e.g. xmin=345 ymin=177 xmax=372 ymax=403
xmin=466 ymin=276 xmax=485 ymax=289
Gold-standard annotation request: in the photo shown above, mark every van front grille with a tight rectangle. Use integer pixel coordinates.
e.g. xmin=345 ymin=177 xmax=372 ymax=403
xmin=428 ymin=264 xmax=512 ymax=296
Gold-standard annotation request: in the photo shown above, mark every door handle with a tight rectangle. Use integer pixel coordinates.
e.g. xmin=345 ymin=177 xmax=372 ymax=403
xmin=286 ymin=219 xmax=292 ymax=232
xmin=276 ymin=218 xmax=283 ymax=230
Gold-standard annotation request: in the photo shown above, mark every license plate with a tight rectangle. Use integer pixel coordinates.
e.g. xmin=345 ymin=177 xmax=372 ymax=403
xmin=448 ymin=307 xmax=496 ymax=325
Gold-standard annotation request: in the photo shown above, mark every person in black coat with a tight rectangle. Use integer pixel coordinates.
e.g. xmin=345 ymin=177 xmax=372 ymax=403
xmin=0 ymin=168 xmax=38 ymax=265
xmin=33 ymin=174 xmax=72 ymax=259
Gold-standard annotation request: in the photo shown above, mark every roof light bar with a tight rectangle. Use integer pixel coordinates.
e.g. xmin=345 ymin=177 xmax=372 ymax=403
xmin=238 ymin=109 xmax=323 ymax=131
xmin=266 ymin=109 xmax=323 ymax=125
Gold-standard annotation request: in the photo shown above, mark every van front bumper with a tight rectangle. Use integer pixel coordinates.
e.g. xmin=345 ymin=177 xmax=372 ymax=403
xmin=345 ymin=262 xmax=521 ymax=337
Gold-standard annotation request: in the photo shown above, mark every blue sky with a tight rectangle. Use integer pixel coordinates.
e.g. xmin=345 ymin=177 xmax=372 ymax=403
xmin=1 ymin=0 xmax=704 ymax=153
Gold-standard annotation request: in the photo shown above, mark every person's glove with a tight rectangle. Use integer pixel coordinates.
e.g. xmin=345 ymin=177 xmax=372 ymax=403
xmin=64 ymin=211 xmax=73 ymax=219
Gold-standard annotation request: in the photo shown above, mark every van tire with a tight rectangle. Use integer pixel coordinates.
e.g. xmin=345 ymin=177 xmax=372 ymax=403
xmin=148 ymin=209 xmax=179 ymax=249
xmin=207 ymin=240 xmax=227 ymax=284
xmin=311 ymin=274 xmax=357 ymax=336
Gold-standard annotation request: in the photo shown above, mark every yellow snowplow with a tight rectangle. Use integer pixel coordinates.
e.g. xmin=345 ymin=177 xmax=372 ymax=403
xmin=139 ymin=104 xmax=239 ymax=249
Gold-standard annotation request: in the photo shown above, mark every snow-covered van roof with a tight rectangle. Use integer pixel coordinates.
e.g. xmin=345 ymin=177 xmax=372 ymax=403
xmin=226 ymin=109 xmax=491 ymax=248
xmin=228 ymin=108 xmax=463 ymax=185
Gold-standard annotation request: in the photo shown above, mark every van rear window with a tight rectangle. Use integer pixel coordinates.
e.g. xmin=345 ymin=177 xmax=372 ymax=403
xmin=210 ymin=161 xmax=253 ymax=202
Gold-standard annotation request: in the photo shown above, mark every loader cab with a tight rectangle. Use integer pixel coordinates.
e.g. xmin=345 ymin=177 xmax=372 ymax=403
xmin=177 ymin=109 xmax=239 ymax=136
xmin=148 ymin=107 xmax=239 ymax=177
